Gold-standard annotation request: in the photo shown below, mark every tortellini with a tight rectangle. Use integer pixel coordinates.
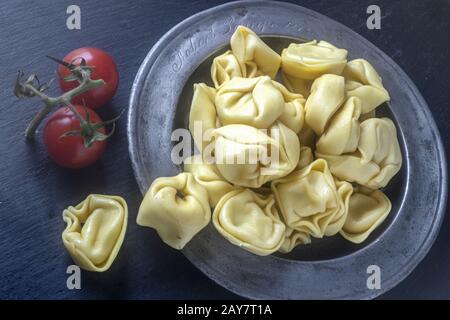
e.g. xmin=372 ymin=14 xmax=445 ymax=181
xmin=343 ymin=59 xmax=390 ymax=114
xmin=184 ymin=154 xmax=236 ymax=207
xmin=142 ymin=26 xmax=402 ymax=255
xmin=271 ymin=159 xmax=350 ymax=238
xmin=213 ymin=122 xmax=300 ymax=188
xmin=316 ymin=118 xmax=402 ymax=189
xmin=272 ymin=81 xmax=305 ymax=133
xmin=215 ymin=76 xmax=285 ymax=129
xmin=324 ymin=178 xmax=353 ymax=236
xmin=282 ymin=72 xmax=312 ymax=98
xmin=280 ymin=40 xmax=347 ymax=98
xmin=230 ymin=25 xmax=281 ymax=79
xmin=281 ymin=40 xmax=348 ymax=80
xmin=279 ymin=227 xmax=311 ymax=253
xmin=315 ymin=96 xmax=362 ymax=155
xmin=297 ymin=146 xmax=314 ymax=170
xmin=359 ymin=118 xmax=402 ymax=167
xmin=211 ymin=50 xmax=244 ymax=89
xmin=305 ymin=74 xmax=345 ymax=135
xmin=62 ymin=194 xmax=128 ymax=272
xmin=189 ymin=83 xmax=218 ymax=152
xmin=340 ymin=187 xmax=391 ymax=243
xmin=213 ymin=189 xmax=286 ymax=256
xmin=137 ymin=173 xmax=211 ymax=250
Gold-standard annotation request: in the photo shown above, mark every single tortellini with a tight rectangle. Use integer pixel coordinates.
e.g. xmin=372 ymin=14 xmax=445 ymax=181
xmin=305 ymin=74 xmax=345 ymax=135
xmin=279 ymin=227 xmax=311 ymax=253
xmin=211 ymin=50 xmax=245 ymax=89
xmin=230 ymin=25 xmax=281 ymax=79
xmin=215 ymin=76 xmax=285 ymax=129
xmin=213 ymin=122 xmax=300 ymax=188
xmin=62 ymin=194 xmax=128 ymax=272
xmin=297 ymin=146 xmax=314 ymax=170
xmin=281 ymin=72 xmax=312 ymax=98
xmin=340 ymin=187 xmax=391 ymax=243
xmin=189 ymin=83 xmax=218 ymax=152
xmin=316 ymin=118 xmax=402 ymax=189
xmin=271 ymin=159 xmax=348 ymax=238
xmin=213 ymin=189 xmax=286 ymax=256
xmin=272 ymin=81 xmax=305 ymax=133
xmin=315 ymin=152 xmax=378 ymax=188
xmin=316 ymin=96 xmax=362 ymax=155
xmin=343 ymin=59 xmax=390 ymax=114
xmin=184 ymin=154 xmax=236 ymax=207
xmin=321 ymin=118 xmax=401 ymax=188
xmin=136 ymin=173 xmax=211 ymax=250
xmin=281 ymin=40 xmax=348 ymax=80
xmin=359 ymin=118 xmax=402 ymax=163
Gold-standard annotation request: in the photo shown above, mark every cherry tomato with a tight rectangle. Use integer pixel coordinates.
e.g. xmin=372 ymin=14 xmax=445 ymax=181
xmin=58 ymin=47 xmax=119 ymax=108
xmin=43 ymin=105 xmax=107 ymax=168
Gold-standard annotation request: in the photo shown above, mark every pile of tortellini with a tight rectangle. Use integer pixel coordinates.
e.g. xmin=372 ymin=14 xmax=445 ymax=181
xmin=137 ymin=26 xmax=402 ymax=256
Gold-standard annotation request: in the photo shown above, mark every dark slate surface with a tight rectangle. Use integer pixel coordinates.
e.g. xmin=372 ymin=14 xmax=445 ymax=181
xmin=0 ymin=0 xmax=448 ymax=299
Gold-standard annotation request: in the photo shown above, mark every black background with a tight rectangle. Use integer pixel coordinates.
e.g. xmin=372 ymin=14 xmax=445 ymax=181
xmin=0 ymin=0 xmax=449 ymax=299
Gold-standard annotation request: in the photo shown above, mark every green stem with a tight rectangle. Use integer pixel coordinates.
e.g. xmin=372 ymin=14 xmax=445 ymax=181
xmin=65 ymin=101 xmax=87 ymax=126
xmin=23 ymin=84 xmax=58 ymax=106
xmin=25 ymin=104 xmax=54 ymax=139
xmin=60 ymin=78 xmax=104 ymax=102
xmin=19 ymin=69 xmax=104 ymax=138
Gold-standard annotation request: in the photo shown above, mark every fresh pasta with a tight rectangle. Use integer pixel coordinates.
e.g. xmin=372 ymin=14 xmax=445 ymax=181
xmin=297 ymin=146 xmax=314 ymax=170
xmin=213 ymin=189 xmax=286 ymax=256
xmin=211 ymin=50 xmax=244 ymax=89
xmin=316 ymin=118 xmax=402 ymax=189
xmin=315 ymin=96 xmax=362 ymax=155
xmin=189 ymin=83 xmax=218 ymax=152
xmin=281 ymin=40 xmax=348 ymax=79
xmin=184 ymin=154 xmax=236 ymax=207
xmin=137 ymin=173 xmax=211 ymax=250
xmin=138 ymin=25 xmax=402 ymax=255
xmin=215 ymin=76 xmax=285 ymax=129
xmin=62 ymin=194 xmax=128 ymax=272
xmin=213 ymin=122 xmax=300 ymax=188
xmin=343 ymin=59 xmax=390 ymax=114
xmin=230 ymin=25 xmax=281 ymax=79
xmin=271 ymin=159 xmax=350 ymax=238
xmin=305 ymin=74 xmax=345 ymax=135
xmin=279 ymin=227 xmax=311 ymax=253
xmin=340 ymin=187 xmax=391 ymax=243
xmin=282 ymin=72 xmax=312 ymax=98
xmin=272 ymin=81 xmax=305 ymax=133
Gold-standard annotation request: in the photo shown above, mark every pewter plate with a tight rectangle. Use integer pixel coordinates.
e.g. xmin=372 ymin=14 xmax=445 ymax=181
xmin=128 ymin=1 xmax=447 ymax=299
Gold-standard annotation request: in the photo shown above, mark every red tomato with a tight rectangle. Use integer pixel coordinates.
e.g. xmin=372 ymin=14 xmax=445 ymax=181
xmin=58 ymin=47 xmax=119 ymax=108
xmin=43 ymin=105 xmax=107 ymax=168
